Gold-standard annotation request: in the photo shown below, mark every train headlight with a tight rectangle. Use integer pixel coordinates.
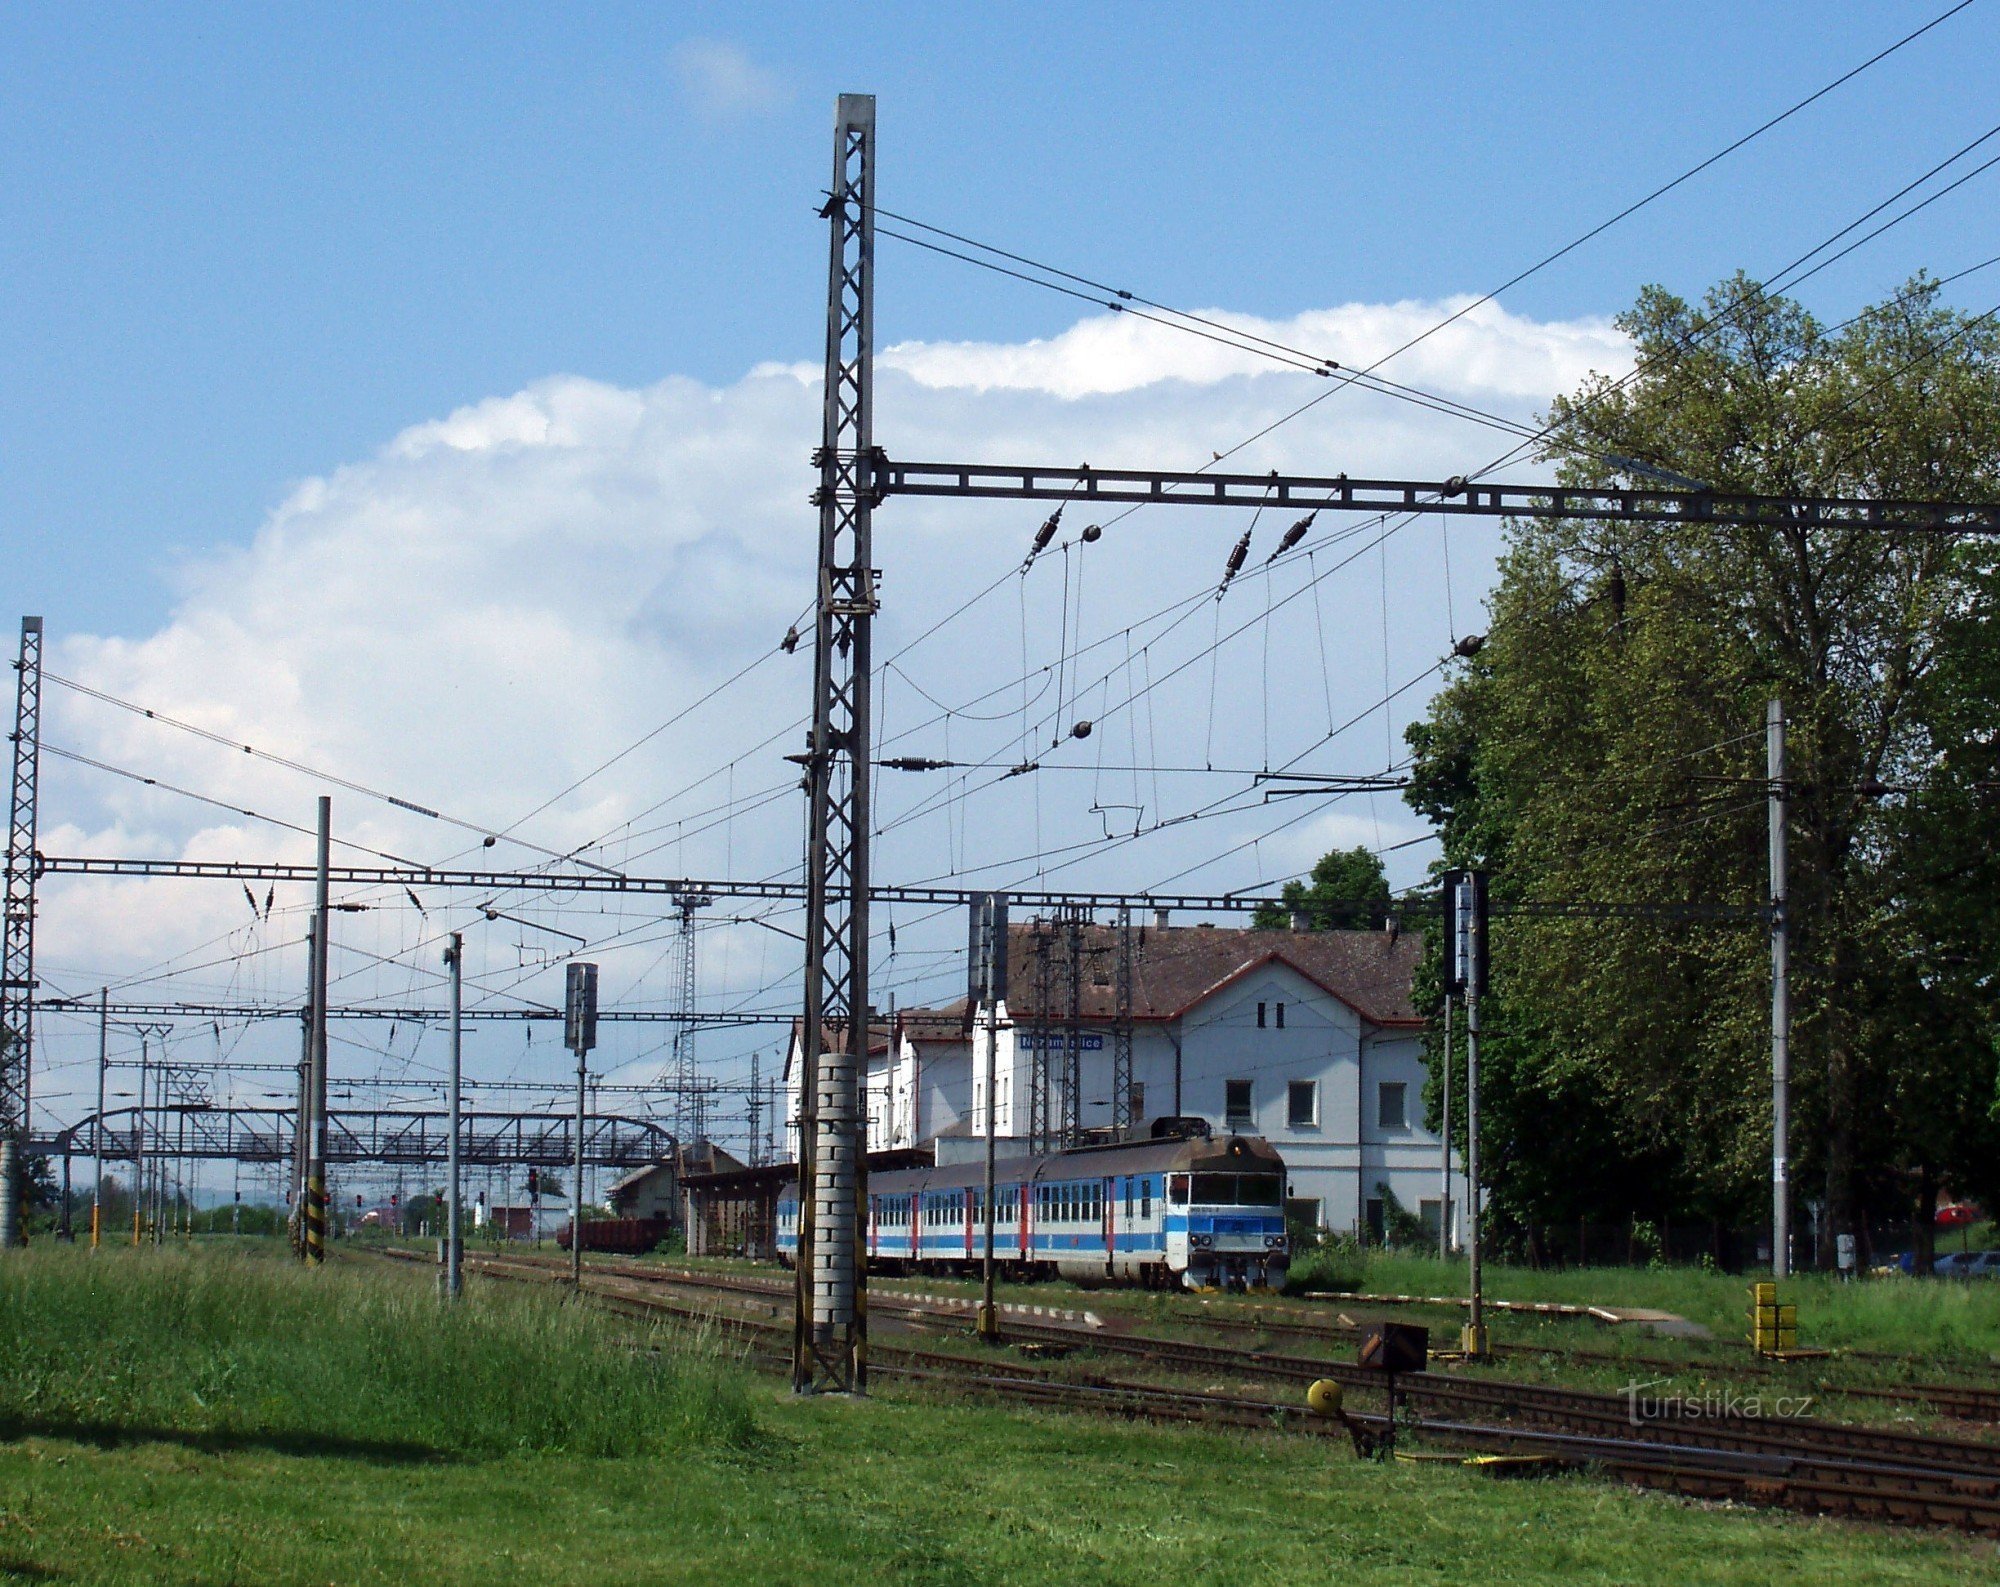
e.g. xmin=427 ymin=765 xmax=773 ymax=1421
xmin=1190 ymin=1233 xmax=1213 ymax=1249
xmin=1264 ymin=1234 xmax=1284 ymax=1248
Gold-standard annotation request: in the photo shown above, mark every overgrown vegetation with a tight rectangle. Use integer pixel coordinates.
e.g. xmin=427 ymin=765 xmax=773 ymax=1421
xmin=0 ymin=1244 xmax=755 ymax=1458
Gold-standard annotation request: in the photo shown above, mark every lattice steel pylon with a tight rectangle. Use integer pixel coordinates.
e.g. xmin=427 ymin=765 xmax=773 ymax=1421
xmin=1059 ymin=907 xmax=1087 ymax=1146
xmin=1112 ymin=905 xmax=1135 ymax=1136
xmin=1026 ymin=920 xmax=1054 ymax=1153
xmin=793 ymin=93 xmax=877 ymax=1397
xmin=1 ymin=617 xmax=43 ymax=1248
xmin=668 ymin=894 xmax=712 ymax=1145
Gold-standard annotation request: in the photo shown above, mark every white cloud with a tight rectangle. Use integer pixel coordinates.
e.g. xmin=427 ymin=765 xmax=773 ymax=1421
xmin=29 ymin=296 xmax=1632 ymax=1128
xmin=672 ymin=39 xmax=790 ymax=120
xmin=871 ymin=297 xmax=1627 ymax=404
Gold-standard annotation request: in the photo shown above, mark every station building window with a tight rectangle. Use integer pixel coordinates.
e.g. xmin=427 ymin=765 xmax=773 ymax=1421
xmin=1377 ymin=1081 xmax=1407 ymax=1130
xmin=1225 ymin=1078 xmax=1253 ymax=1129
xmin=1287 ymin=1079 xmax=1318 ymax=1128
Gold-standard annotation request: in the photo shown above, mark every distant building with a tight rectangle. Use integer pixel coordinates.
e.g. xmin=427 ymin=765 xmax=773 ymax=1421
xmin=784 ymin=918 xmax=1467 ymax=1245
xmin=605 ymin=1141 xmax=746 ymax=1227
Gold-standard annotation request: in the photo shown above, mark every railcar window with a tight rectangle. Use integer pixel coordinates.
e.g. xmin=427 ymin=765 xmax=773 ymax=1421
xmin=1142 ymin=1179 xmax=1152 ymax=1218
xmin=1187 ymin=1174 xmax=1284 ymax=1204
xmin=1168 ymin=1174 xmax=1188 ymax=1207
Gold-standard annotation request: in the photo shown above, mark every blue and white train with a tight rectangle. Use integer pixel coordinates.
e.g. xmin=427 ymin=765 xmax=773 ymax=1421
xmin=777 ymin=1121 xmax=1289 ymax=1291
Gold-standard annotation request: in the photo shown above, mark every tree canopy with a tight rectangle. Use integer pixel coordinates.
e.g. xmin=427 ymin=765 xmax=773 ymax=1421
xmin=1251 ymin=846 xmax=1391 ymax=931
xmin=1402 ymin=273 xmax=2000 ymax=1264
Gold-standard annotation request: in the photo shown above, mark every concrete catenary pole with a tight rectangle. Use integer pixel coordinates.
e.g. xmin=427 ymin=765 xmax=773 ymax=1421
xmin=443 ymin=932 xmax=463 ymax=1299
xmin=973 ymin=892 xmax=1005 ymax=1342
xmin=1768 ymin=700 xmax=1791 ymax=1280
xmin=92 ymin=988 xmax=107 ymax=1248
xmin=305 ymin=796 xmax=331 ymax=1265
xmin=1438 ymin=991 xmax=1453 ymax=1260
xmin=572 ymin=1046 xmax=586 ymax=1288
xmin=292 ymin=920 xmax=314 ymax=1257
xmin=1463 ymin=873 xmax=1487 ymax=1358
xmin=132 ymin=1029 xmax=148 ymax=1245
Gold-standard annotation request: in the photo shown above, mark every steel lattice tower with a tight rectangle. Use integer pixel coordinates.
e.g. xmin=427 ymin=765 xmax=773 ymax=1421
xmin=1026 ymin=921 xmax=1054 ymax=1153
xmin=668 ymin=894 xmax=712 ymax=1143
xmin=1112 ymin=906 xmax=1135 ymax=1135
xmin=1059 ymin=907 xmax=1086 ymax=1146
xmin=1 ymin=618 xmax=43 ymax=1246
xmin=793 ymin=93 xmax=876 ymax=1396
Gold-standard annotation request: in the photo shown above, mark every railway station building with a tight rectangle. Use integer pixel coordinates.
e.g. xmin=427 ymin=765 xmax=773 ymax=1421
xmin=784 ymin=919 xmax=1466 ymax=1247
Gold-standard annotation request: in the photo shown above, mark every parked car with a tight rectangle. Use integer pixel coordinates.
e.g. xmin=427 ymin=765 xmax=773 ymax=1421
xmin=1929 ymin=1250 xmax=2000 ymax=1277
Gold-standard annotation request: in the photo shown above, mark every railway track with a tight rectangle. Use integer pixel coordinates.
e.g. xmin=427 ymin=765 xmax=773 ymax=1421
xmin=373 ymin=1247 xmax=2000 ymax=1538
xmin=1139 ymin=1299 xmax=2000 ymax=1424
xmin=435 ymin=1250 xmax=2000 ymax=1461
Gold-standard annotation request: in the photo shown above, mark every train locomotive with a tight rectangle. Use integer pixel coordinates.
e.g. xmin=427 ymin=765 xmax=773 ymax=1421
xmin=777 ymin=1120 xmax=1288 ymax=1291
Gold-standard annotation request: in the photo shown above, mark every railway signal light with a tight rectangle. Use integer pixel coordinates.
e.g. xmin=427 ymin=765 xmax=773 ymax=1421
xmin=1441 ymin=870 xmax=1488 ymax=997
xmin=564 ymin=962 xmax=599 ymax=1056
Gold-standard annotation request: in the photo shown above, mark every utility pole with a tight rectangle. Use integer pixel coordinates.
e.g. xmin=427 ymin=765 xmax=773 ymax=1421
xmin=565 ymin=961 xmax=597 ymax=1289
xmin=1 ymin=616 xmax=42 ymax=1252
xmin=747 ymin=1052 xmax=763 ymax=1168
xmin=1768 ymin=700 xmax=1790 ymax=1280
xmin=1444 ymin=870 xmax=1488 ymax=1358
xmin=292 ymin=920 xmax=313 ymax=1256
xmin=1438 ymin=991 xmax=1453 ymax=1260
xmin=794 ymin=91 xmax=876 ymax=1398
xmin=442 ymin=932 xmax=463 ymax=1299
xmin=969 ymin=892 xmax=1007 ymax=1340
xmin=305 ymin=796 xmax=331 ymax=1265
xmin=92 ymin=988 xmax=107 ymax=1248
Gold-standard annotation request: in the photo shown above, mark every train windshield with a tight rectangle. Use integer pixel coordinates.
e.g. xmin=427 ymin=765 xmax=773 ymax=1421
xmin=1189 ymin=1174 xmax=1282 ymax=1206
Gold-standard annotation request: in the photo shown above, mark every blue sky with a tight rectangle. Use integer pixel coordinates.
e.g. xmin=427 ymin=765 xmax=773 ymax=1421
xmin=9 ymin=4 xmax=2000 ymax=1155
xmin=5 ymin=3 xmax=1997 ymax=634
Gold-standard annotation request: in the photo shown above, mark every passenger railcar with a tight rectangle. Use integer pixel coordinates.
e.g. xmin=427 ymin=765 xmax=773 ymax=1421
xmin=777 ymin=1122 xmax=1288 ymax=1291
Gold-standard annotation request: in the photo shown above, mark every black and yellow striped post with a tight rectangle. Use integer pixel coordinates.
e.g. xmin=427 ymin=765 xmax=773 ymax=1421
xmin=304 ymin=796 xmax=331 ymax=1266
xmin=305 ymin=1173 xmax=326 ymax=1263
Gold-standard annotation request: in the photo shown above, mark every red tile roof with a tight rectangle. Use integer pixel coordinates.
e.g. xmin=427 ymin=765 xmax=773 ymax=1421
xmin=1001 ymin=921 xmax=1422 ymax=1028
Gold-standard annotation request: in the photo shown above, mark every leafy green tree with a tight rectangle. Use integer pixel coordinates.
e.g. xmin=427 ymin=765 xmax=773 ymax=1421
xmin=1252 ymin=846 xmax=1391 ymax=930
xmin=1403 ymin=273 xmax=2000 ymax=1263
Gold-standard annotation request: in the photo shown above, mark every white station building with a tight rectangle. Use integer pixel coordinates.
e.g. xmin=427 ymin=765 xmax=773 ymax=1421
xmin=786 ymin=919 xmax=1467 ymax=1246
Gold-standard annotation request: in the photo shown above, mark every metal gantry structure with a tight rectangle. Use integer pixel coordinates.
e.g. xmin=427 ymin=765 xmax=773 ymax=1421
xmin=793 ymin=91 xmax=877 ymax=1396
xmin=40 ymin=1106 xmax=675 ymax=1171
xmin=1 ymin=616 xmax=41 ymax=1247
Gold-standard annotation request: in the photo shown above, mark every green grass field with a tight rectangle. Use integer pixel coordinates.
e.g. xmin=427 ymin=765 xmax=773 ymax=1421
xmin=0 ymin=1243 xmax=1992 ymax=1585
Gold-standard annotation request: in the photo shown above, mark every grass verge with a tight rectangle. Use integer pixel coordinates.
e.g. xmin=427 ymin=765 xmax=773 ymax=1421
xmin=0 ymin=1243 xmax=1991 ymax=1584
xmin=0 ymin=1242 xmax=754 ymax=1459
